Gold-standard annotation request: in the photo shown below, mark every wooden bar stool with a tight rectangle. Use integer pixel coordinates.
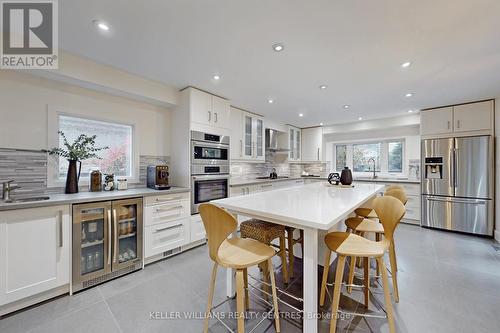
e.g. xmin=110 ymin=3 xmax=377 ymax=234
xmin=240 ymin=219 xmax=289 ymax=287
xmin=345 ymin=188 xmax=407 ymax=302
xmin=353 ymin=184 xmax=405 ymax=219
xmin=319 ymin=196 xmax=405 ymax=333
xmin=285 ymin=227 xmax=303 ymax=278
xmin=199 ymin=204 xmax=280 ymax=333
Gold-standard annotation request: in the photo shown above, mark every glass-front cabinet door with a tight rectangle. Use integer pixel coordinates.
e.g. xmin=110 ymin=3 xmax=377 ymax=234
xmin=256 ymin=118 xmax=264 ymax=159
xmin=111 ymin=198 xmax=143 ymax=271
xmin=243 ymin=114 xmax=253 ymax=158
xmin=72 ymin=202 xmax=112 ymax=284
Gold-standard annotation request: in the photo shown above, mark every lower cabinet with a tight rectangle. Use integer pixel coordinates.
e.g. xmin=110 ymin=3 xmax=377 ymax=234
xmin=143 ymin=192 xmax=190 ymax=259
xmin=0 ymin=205 xmax=70 ymax=310
xmin=190 ymin=214 xmax=206 ymax=243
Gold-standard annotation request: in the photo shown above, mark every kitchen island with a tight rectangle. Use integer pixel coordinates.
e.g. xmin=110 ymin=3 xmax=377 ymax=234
xmin=214 ymin=182 xmax=385 ymax=333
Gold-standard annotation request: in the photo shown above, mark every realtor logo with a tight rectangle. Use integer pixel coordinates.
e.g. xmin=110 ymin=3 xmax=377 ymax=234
xmin=1 ymin=0 xmax=58 ymax=69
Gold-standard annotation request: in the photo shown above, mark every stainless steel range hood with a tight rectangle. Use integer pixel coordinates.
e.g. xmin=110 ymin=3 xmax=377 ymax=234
xmin=265 ymin=129 xmax=290 ymax=152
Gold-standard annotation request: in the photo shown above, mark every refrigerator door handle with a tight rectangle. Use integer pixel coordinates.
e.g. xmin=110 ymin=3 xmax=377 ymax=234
xmin=427 ymin=196 xmax=487 ymax=205
xmin=107 ymin=209 xmax=112 ymax=265
xmin=113 ymin=209 xmax=118 ymax=264
xmin=454 ymin=148 xmax=459 ymax=191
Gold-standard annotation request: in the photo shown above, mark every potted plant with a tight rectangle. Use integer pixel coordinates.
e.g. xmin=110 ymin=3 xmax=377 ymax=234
xmin=45 ymin=131 xmax=109 ymax=194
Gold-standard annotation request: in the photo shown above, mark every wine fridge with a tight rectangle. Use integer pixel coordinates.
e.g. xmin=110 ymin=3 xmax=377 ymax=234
xmin=72 ymin=198 xmax=143 ymax=292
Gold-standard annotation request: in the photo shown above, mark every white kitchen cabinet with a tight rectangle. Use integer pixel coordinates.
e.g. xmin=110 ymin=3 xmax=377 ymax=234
xmin=144 ymin=192 xmax=190 ymax=259
xmin=190 ymin=214 xmax=206 ymax=243
xmin=288 ymin=126 xmax=301 ymax=161
xmin=420 ymin=100 xmax=494 ymax=138
xmin=0 ymin=205 xmax=70 ymax=307
xmin=420 ymin=107 xmax=453 ymax=136
xmin=230 ymin=107 xmax=265 ymax=162
xmin=301 ymin=127 xmax=323 ymax=162
xmin=189 ymin=88 xmax=230 ymax=129
xmin=453 ymin=101 xmax=493 ymax=133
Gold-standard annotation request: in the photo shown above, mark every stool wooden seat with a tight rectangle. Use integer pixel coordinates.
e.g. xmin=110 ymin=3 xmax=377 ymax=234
xmin=285 ymin=227 xmax=303 ymax=278
xmin=345 ymin=217 xmax=384 ymax=234
xmin=320 ymin=196 xmax=405 ymax=333
xmin=199 ymin=204 xmax=280 ymax=333
xmin=240 ymin=219 xmax=289 ymax=284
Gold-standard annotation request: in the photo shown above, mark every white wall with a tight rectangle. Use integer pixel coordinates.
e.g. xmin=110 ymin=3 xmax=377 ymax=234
xmin=0 ymin=71 xmax=172 ymax=157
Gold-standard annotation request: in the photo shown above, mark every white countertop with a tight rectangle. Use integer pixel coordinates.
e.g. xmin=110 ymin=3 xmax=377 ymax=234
xmin=0 ymin=187 xmax=190 ymax=211
xmin=214 ymin=182 xmax=385 ymax=230
xmin=230 ymin=176 xmax=420 ymax=187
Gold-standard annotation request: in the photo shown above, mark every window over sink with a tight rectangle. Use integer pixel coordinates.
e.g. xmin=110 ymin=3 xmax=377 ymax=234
xmin=56 ymin=115 xmax=134 ymax=180
xmin=333 ymin=139 xmax=405 ymax=174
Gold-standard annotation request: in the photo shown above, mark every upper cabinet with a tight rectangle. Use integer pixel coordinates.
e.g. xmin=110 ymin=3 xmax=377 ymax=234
xmin=288 ymin=126 xmax=301 ymax=161
xmin=230 ymin=107 xmax=265 ymax=162
xmin=301 ymin=127 xmax=323 ymax=162
xmin=420 ymin=100 xmax=494 ymax=138
xmin=188 ymin=88 xmax=230 ymax=130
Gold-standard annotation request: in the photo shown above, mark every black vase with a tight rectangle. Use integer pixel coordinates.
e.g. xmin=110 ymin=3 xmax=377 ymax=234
xmin=340 ymin=166 xmax=353 ymax=185
xmin=65 ymin=159 xmax=82 ymax=194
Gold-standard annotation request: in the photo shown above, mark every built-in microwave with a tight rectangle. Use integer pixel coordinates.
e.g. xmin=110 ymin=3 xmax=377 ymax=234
xmin=191 ymin=130 xmax=230 ymax=168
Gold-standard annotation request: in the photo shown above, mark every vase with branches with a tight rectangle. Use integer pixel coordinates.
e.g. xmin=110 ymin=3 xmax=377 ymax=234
xmin=45 ymin=131 xmax=109 ymax=194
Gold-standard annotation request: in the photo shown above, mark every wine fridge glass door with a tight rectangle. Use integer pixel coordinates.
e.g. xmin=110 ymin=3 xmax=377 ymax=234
xmin=72 ymin=202 xmax=112 ymax=286
xmin=111 ymin=198 xmax=143 ymax=271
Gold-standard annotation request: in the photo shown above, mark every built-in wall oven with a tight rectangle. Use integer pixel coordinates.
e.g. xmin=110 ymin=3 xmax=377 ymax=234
xmin=191 ymin=131 xmax=230 ymax=213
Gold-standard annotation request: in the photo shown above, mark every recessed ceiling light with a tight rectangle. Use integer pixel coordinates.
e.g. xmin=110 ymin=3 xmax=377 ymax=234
xmin=319 ymin=122 xmax=324 ymax=126
xmin=299 ymin=113 xmax=304 ymax=117
xmin=93 ymin=20 xmax=110 ymax=31
xmin=358 ymin=117 xmax=363 ymax=121
xmin=401 ymin=61 xmax=412 ymax=68
xmin=319 ymin=85 xmax=327 ymax=90
xmin=408 ymin=109 xmax=414 ymax=113
xmin=267 ymin=98 xmax=274 ymax=104
xmin=272 ymin=43 xmax=284 ymax=52
xmin=343 ymin=105 xmax=350 ymax=109
xmin=405 ymin=93 xmax=413 ymax=97
xmin=212 ymin=74 xmax=220 ymax=80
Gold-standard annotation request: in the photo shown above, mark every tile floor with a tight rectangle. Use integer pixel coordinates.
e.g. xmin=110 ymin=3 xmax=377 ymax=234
xmin=1 ymin=224 xmax=499 ymax=333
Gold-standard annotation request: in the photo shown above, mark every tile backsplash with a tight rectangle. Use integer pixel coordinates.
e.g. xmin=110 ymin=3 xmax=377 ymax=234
xmin=0 ymin=148 xmax=170 ymax=198
xmin=0 ymin=148 xmax=47 ymax=199
xmin=230 ymin=150 xmax=328 ymax=181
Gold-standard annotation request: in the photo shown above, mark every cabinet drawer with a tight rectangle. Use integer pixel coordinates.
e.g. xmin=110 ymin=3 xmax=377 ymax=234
xmin=405 ymin=195 xmax=421 ymax=209
xmin=144 ymin=218 xmax=189 ymax=258
xmin=190 ymin=214 xmax=206 ymax=243
xmin=144 ymin=192 xmax=190 ymax=206
xmin=404 ymin=206 xmax=420 ymax=220
xmin=145 ymin=200 xmax=190 ymax=226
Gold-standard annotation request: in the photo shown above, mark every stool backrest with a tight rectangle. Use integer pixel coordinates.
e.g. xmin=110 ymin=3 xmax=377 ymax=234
xmin=199 ymin=203 xmax=237 ymax=262
xmin=384 ymin=188 xmax=408 ymax=205
xmin=373 ymin=196 xmax=405 ymax=242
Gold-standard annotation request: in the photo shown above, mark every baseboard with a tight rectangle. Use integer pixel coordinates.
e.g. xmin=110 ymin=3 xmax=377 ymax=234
xmin=495 ymin=229 xmax=500 ymax=243
xmin=0 ymin=285 xmax=69 ymax=317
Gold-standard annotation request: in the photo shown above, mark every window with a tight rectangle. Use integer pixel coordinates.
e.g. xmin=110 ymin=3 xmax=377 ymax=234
xmin=335 ymin=145 xmax=347 ymax=171
xmin=57 ymin=115 xmax=133 ymax=179
xmin=388 ymin=141 xmax=403 ymax=172
xmin=353 ymin=143 xmax=381 ymax=172
xmin=334 ymin=139 xmax=405 ymax=174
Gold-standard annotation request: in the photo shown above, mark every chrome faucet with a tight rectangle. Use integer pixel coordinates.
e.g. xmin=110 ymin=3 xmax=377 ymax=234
xmin=368 ymin=157 xmax=377 ymax=179
xmin=2 ymin=180 xmax=20 ymax=201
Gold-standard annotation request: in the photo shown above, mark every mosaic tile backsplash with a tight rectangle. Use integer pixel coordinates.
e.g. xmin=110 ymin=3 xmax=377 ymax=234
xmin=230 ymin=150 xmax=328 ymax=182
xmin=0 ymin=148 xmax=170 ymax=198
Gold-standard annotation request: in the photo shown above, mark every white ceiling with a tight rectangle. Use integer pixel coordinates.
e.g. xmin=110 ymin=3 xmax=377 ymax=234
xmin=60 ymin=0 xmax=500 ymax=127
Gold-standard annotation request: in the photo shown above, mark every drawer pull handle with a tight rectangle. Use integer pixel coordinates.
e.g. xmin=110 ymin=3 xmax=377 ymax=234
xmin=155 ymin=223 xmax=183 ymax=232
xmin=156 ymin=205 xmax=183 ymax=213
xmin=156 ymin=196 xmax=183 ymax=202
xmin=261 ymin=184 xmax=273 ymax=188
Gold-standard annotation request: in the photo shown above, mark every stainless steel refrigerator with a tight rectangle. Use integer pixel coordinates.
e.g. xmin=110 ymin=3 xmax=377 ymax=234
xmin=421 ymin=135 xmax=494 ymax=236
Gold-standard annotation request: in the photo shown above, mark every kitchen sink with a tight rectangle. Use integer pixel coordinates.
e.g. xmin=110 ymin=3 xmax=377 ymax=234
xmin=4 ymin=196 xmax=50 ymax=203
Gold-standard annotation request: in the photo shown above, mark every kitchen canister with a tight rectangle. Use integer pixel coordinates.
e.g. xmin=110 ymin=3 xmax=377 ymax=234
xmin=89 ymin=169 xmax=102 ymax=192
xmin=103 ymin=174 xmax=115 ymax=191
xmin=116 ymin=177 xmax=128 ymax=190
